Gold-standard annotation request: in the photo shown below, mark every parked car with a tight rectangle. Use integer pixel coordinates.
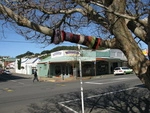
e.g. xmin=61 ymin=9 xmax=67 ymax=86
xmin=114 ymin=67 xmax=133 ymax=75
xmin=3 ymin=70 xmax=11 ymax=75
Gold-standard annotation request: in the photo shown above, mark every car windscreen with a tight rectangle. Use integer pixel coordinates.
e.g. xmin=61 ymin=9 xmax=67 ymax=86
xmin=114 ymin=67 xmax=120 ymax=70
xmin=122 ymin=67 xmax=130 ymax=69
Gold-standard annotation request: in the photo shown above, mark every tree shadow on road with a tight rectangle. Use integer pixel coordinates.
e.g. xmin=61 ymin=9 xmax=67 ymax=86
xmin=85 ymin=84 xmax=150 ymax=113
xmin=0 ymin=73 xmax=30 ymax=82
xmin=26 ymin=84 xmax=150 ymax=113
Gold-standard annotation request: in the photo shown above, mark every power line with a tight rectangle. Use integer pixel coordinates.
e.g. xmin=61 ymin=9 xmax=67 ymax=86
xmin=0 ymin=40 xmax=72 ymax=44
xmin=0 ymin=40 xmax=82 ymax=46
xmin=0 ymin=40 xmax=34 ymax=43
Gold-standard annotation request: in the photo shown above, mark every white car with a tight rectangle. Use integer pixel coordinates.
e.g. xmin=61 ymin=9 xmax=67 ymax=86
xmin=114 ymin=67 xmax=133 ymax=75
xmin=3 ymin=70 xmax=11 ymax=75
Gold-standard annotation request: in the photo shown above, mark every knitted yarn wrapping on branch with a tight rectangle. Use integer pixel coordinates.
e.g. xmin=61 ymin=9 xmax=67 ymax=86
xmin=51 ymin=29 xmax=102 ymax=50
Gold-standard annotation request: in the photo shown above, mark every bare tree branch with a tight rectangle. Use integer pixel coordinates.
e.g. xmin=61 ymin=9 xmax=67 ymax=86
xmin=0 ymin=3 xmax=53 ymax=36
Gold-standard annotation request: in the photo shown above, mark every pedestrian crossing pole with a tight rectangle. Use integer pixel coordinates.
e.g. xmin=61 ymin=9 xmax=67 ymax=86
xmin=78 ymin=44 xmax=85 ymax=113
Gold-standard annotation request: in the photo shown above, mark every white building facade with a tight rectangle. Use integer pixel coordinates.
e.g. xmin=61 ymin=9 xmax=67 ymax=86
xmin=15 ymin=58 xmax=40 ymax=75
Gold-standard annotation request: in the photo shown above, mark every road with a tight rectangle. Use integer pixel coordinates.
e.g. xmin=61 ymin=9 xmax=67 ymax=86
xmin=0 ymin=73 xmax=149 ymax=113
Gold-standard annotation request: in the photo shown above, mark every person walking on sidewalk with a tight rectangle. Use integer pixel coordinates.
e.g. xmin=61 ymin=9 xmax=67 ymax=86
xmin=33 ymin=69 xmax=39 ymax=82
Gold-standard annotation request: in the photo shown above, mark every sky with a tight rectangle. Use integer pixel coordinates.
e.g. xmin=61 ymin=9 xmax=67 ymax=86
xmin=0 ymin=29 xmax=77 ymax=58
xmin=0 ymin=29 xmax=147 ymax=58
xmin=0 ymin=1 xmax=148 ymax=58
xmin=0 ymin=20 xmax=147 ymax=58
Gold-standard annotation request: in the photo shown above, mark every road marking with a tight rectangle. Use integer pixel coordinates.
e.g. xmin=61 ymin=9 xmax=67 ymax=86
xmin=58 ymin=87 xmax=138 ymax=113
xmin=3 ymin=88 xmax=13 ymax=92
xmin=57 ymin=84 xmax=65 ymax=86
xmin=18 ymin=82 xmax=25 ymax=85
xmin=4 ymin=88 xmax=9 ymax=90
xmin=11 ymin=80 xmax=17 ymax=82
xmin=84 ymin=77 xmax=135 ymax=85
xmin=7 ymin=89 xmax=13 ymax=92
xmin=113 ymin=78 xmax=128 ymax=80
xmin=86 ymin=87 xmax=136 ymax=99
xmin=59 ymin=102 xmax=78 ymax=113
xmin=84 ymin=80 xmax=122 ymax=85
xmin=84 ymin=82 xmax=103 ymax=85
xmin=11 ymin=80 xmax=25 ymax=85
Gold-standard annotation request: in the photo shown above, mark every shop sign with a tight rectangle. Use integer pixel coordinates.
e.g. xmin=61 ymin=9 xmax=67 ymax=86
xmin=65 ymin=50 xmax=80 ymax=56
xmin=51 ymin=51 xmax=63 ymax=58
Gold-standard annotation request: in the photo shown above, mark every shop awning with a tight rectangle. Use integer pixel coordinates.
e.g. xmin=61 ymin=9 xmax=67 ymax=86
xmin=96 ymin=57 xmax=127 ymax=61
xmin=49 ymin=56 xmax=96 ymax=63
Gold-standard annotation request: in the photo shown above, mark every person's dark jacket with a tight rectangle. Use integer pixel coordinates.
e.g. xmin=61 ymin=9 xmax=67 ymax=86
xmin=34 ymin=71 xmax=37 ymax=77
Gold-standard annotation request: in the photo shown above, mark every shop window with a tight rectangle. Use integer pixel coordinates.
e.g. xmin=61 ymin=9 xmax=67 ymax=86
xmin=97 ymin=61 xmax=108 ymax=75
xmin=82 ymin=63 xmax=93 ymax=76
xmin=69 ymin=66 xmax=73 ymax=74
xmin=55 ymin=66 xmax=61 ymax=75
xmin=66 ymin=66 xmax=68 ymax=75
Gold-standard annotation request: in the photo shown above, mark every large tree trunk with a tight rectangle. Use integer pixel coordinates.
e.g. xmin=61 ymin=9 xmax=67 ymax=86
xmin=106 ymin=0 xmax=150 ymax=89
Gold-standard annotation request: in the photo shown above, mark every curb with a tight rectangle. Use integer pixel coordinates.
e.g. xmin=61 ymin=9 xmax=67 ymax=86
xmin=39 ymin=74 xmax=114 ymax=83
xmin=13 ymin=73 xmax=114 ymax=83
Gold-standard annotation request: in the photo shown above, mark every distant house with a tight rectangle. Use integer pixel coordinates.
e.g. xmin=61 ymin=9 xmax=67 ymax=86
xmin=6 ymin=62 xmax=15 ymax=69
xmin=3 ymin=58 xmax=16 ymax=69
xmin=15 ymin=58 xmax=28 ymax=74
xmin=0 ymin=57 xmax=16 ymax=73
xmin=26 ymin=58 xmax=40 ymax=75
xmin=15 ymin=57 xmax=40 ymax=75
xmin=0 ymin=60 xmax=3 ymax=68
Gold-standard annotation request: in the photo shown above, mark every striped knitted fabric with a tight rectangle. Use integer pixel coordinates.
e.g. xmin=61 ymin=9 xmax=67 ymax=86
xmin=51 ymin=29 xmax=62 ymax=44
xmin=51 ymin=29 xmax=102 ymax=50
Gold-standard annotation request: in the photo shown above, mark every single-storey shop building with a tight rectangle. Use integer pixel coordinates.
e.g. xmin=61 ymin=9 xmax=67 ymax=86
xmin=37 ymin=49 xmax=127 ymax=78
xmin=15 ymin=57 xmax=40 ymax=75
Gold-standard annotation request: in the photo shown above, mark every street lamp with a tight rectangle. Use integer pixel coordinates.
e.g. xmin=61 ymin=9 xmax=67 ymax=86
xmin=78 ymin=44 xmax=85 ymax=113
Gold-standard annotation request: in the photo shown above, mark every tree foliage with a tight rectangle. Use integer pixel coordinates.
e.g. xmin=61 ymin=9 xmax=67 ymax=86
xmin=15 ymin=46 xmax=89 ymax=58
xmin=0 ymin=0 xmax=150 ymax=89
xmin=16 ymin=51 xmax=34 ymax=58
xmin=40 ymin=46 xmax=79 ymax=54
xmin=17 ymin=58 xmax=21 ymax=70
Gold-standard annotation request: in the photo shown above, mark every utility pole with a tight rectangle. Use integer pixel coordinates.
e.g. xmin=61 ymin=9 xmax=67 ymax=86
xmin=78 ymin=44 xmax=84 ymax=113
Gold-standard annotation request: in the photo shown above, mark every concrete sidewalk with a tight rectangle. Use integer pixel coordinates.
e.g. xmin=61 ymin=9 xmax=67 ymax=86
xmin=41 ymin=74 xmax=114 ymax=82
xmin=12 ymin=73 xmax=114 ymax=83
